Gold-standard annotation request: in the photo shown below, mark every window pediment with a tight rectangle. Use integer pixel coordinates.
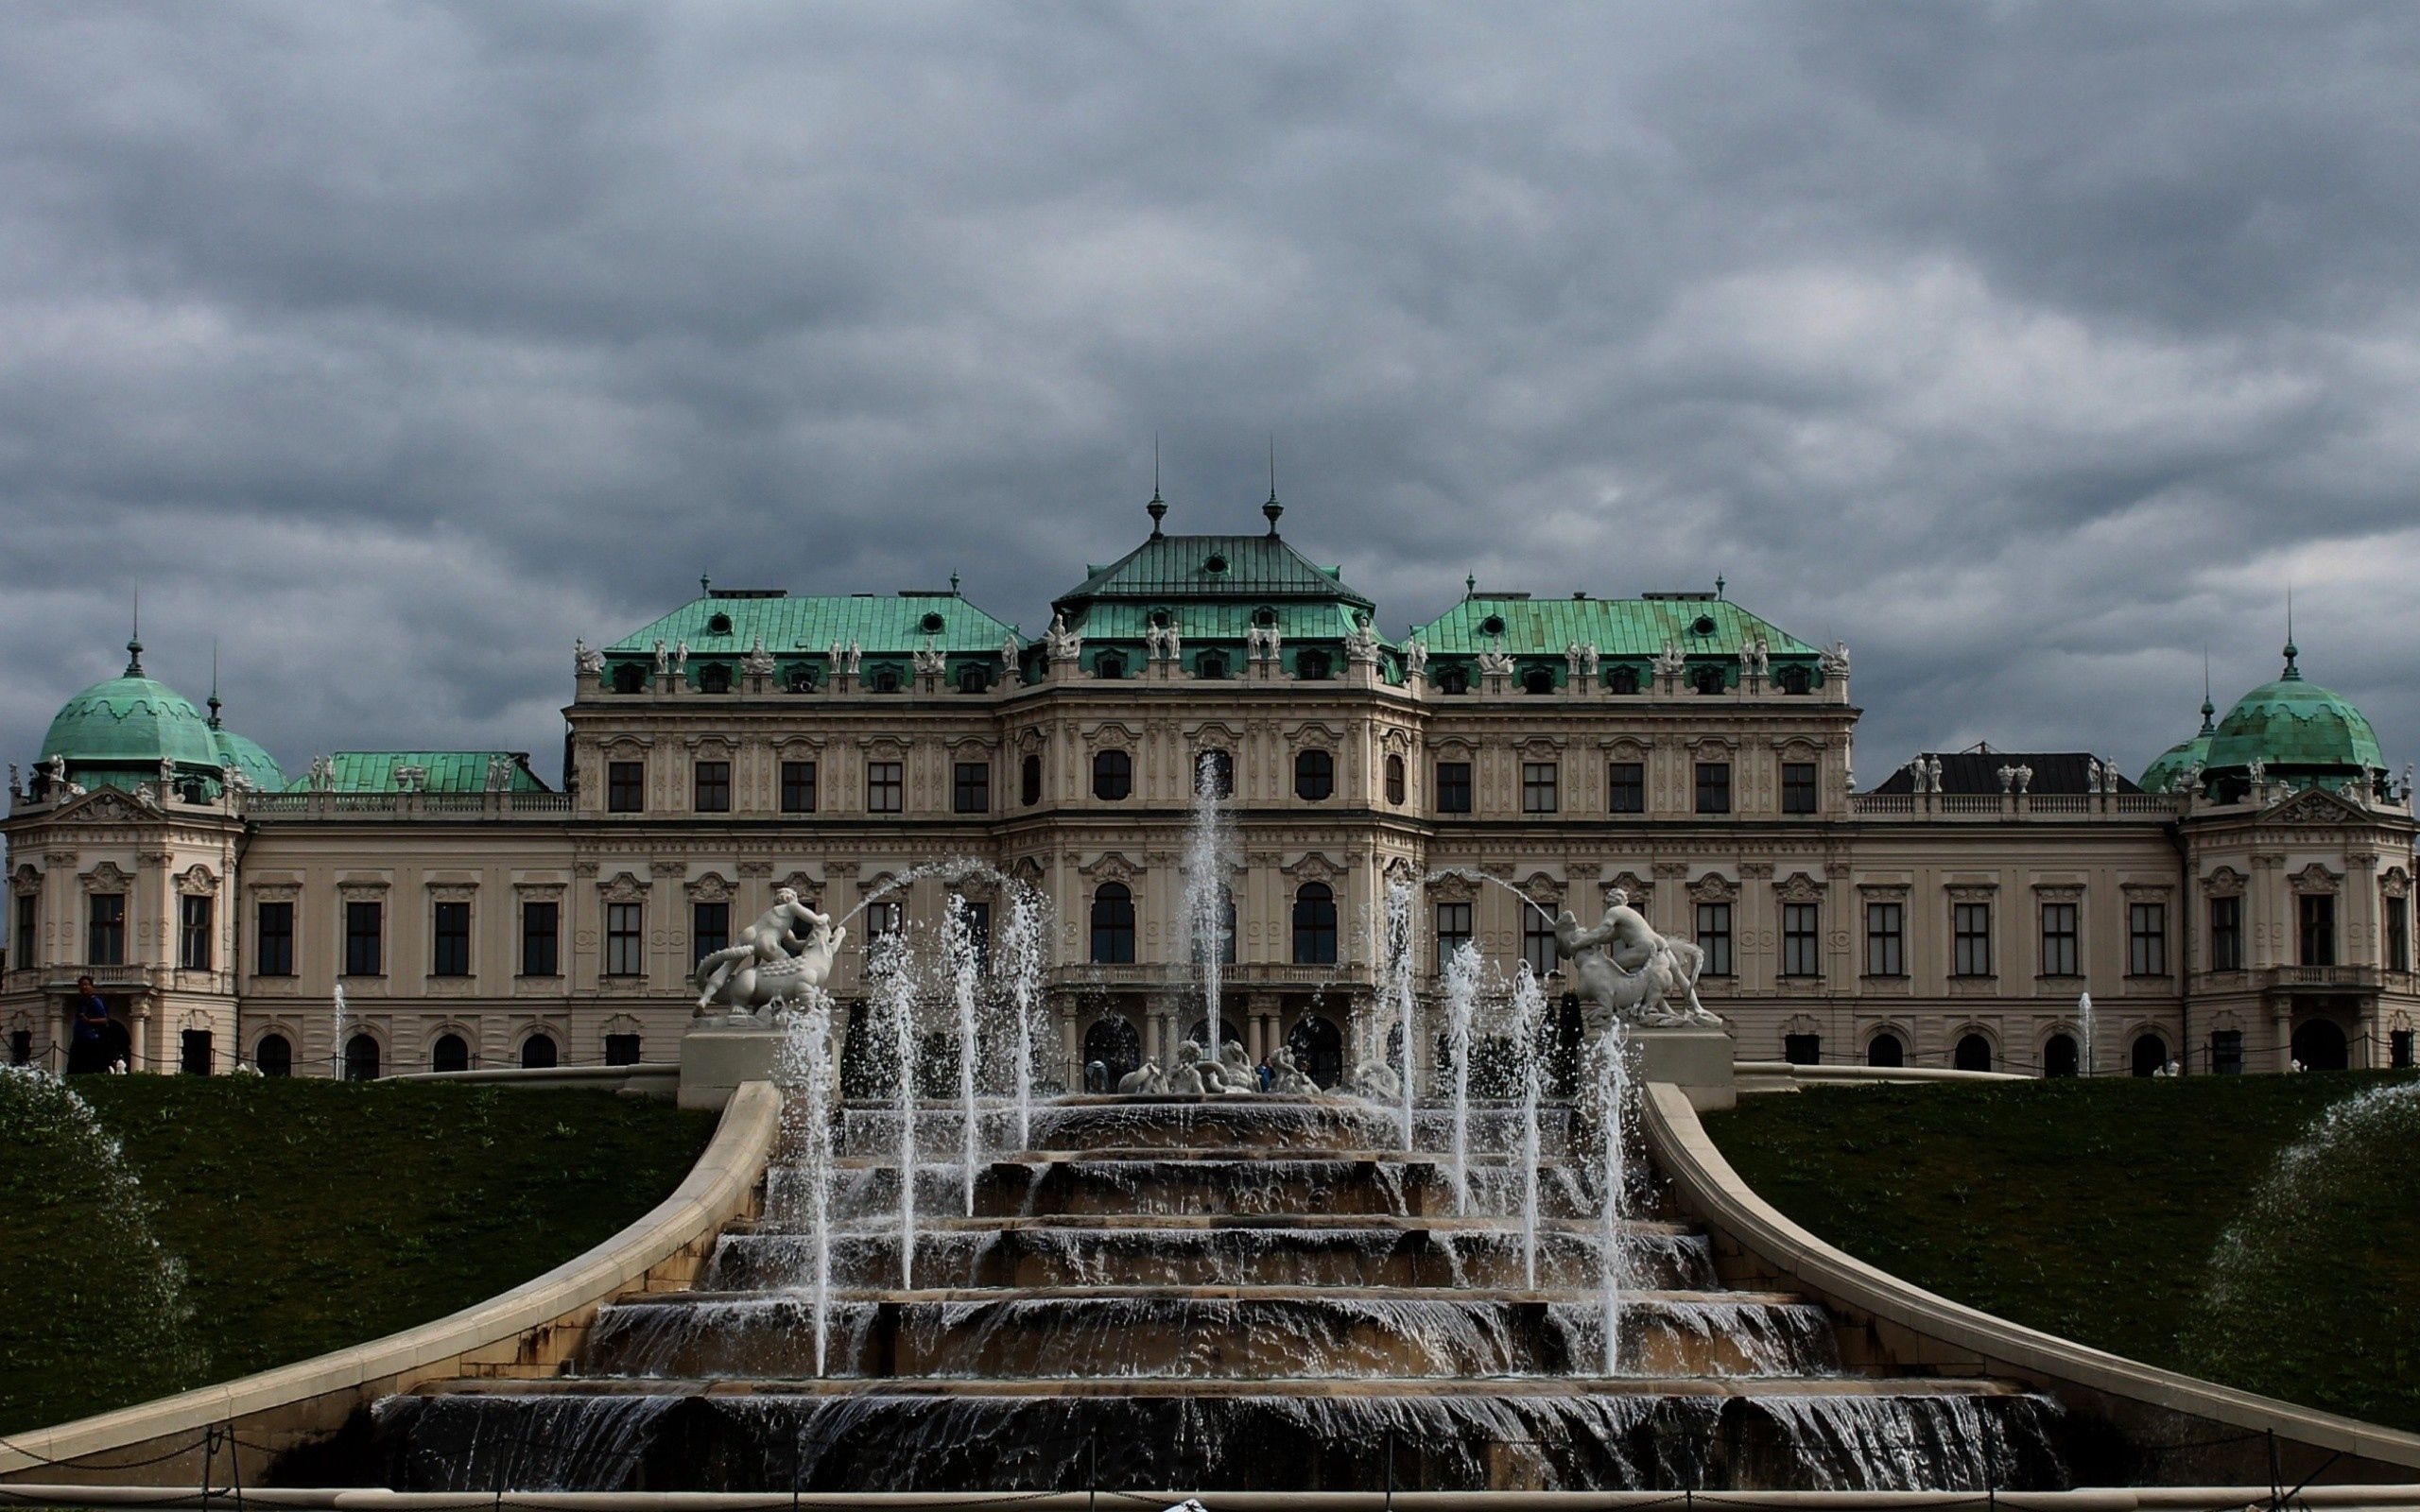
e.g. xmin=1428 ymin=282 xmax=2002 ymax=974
xmin=2202 ymin=866 xmax=2247 ymax=897
xmin=597 ymin=871 xmax=648 ymax=903
xmin=2291 ymin=862 xmax=2343 ymax=895
xmin=1688 ymin=872 xmax=1737 ymax=903
xmin=1774 ymin=871 xmax=1825 ymax=903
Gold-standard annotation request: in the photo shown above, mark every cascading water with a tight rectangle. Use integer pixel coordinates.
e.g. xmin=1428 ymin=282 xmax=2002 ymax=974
xmin=872 ymin=931 xmax=923 ymax=1290
xmin=771 ymin=991 xmax=838 ymax=1376
xmin=1590 ymin=1018 xmax=1634 ymax=1375
xmin=1511 ymin=961 xmax=1549 ymax=1290
xmin=945 ymin=895 xmax=983 ymax=1216
xmin=1441 ymin=939 xmax=1483 ymax=1214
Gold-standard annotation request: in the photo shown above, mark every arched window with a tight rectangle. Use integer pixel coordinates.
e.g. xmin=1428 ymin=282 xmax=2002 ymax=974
xmin=699 ymin=662 xmax=733 ymax=694
xmin=1287 ymin=1015 xmax=1346 ymax=1089
xmin=1090 ymin=884 xmax=1135 ymax=964
xmin=612 ymin=662 xmax=648 ymax=695
xmin=1607 ymin=664 xmax=1640 ymax=696
xmin=431 ymin=1033 xmax=470 ymax=1073
xmin=1522 ymin=667 xmax=1556 ymax=696
xmin=1293 ymin=883 xmax=1338 ymax=965
xmin=957 ymin=663 xmax=989 ymax=694
xmin=1436 ymin=665 xmax=1469 ymax=695
xmin=1778 ymin=665 xmax=1810 ymax=696
xmin=2291 ymin=1018 xmax=2348 ymax=1071
xmin=521 ymin=1033 xmax=560 ymax=1070
xmin=1095 ymin=652 xmax=1127 ymax=680
xmin=1082 ymin=1015 xmax=1142 ymax=1089
xmin=786 ymin=663 xmax=819 ymax=694
xmin=2043 ymin=1033 xmax=2079 ymax=1078
xmin=1866 ymin=1032 xmax=1905 ymax=1069
xmin=1294 ymin=748 xmax=1334 ymax=801
xmin=870 ymin=667 xmax=902 ymax=693
xmin=1021 ymin=753 xmax=1044 ymax=806
xmin=1385 ymin=753 xmax=1406 ymax=805
xmin=1093 ymin=749 xmax=1132 ymax=801
xmin=1195 ymin=749 xmax=1234 ymax=799
xmin=1196 ymin=650 xmax=1229 ymax=680
xmin=344 ymin=1033 xmax=380 ymax=1082
xmin=2131 ymin=1033 xmax=2169 ymax=1077
xmin=254 ymin=1033 xmax=292 ymax=1077
xmin=1953 ymin=1034 xmax=1993 ymax=1074
xmin=1296 ymin=650 xmax=1332 ymax=680
xmin=1694 ymin=664 xmax=1727 ymax=696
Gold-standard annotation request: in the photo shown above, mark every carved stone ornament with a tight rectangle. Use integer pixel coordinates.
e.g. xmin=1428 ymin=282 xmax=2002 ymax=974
xmin=2383 ymin=867 xmax=2411 ymax=901
xmin=1687 ymin=872 xmax=1737 ymax=903
xmin=1738 ymin=860 xmax=1775 ymax=882
xmin=80 ymin=861 xmax=133 ymax=892
xmin=1426 ymin=870 xmax=1477 ymax=902
xmin=2032 ymin=884 xmax=2084 ymax=903
xmin=1519 ymin=871 xmax=1563 ymax=903
xmin=1080 ymin=851 xmax=1139 ymax=884
xmin=2202 ymin=866 xmax=2247 ymax=897
xmin=1945 ymin=885 xmax=1998 ymax=902
xmin=736 ymin=859 xmax=775 ymax=879
xmin=2290 ymin=862 xmax=2343 ymax=895
xmin=599 ymin=871 xmax=649 ymax=903
xmin=1651 ymin=861 xmax=1689 ymax=881
xmin=11 ymin=864 xmax=43 ymax=894
xmin=685 ymin=872 xmax=733 ymax=903
xmin=778 ymin=871 xmax=821 ymax=902
xmin=2269 ymin=788 xmax=2364 ymax=827
xmin=1774 ymin=871 xmax=1825 ymax=903
xmin=1284 ymin=852 xmax=1344 ymax=884
xmin=1857 ymin=881 xmax=1911 ymax=900
xmin=2120 ymin=881 xmax=2174 ymax=900
xmin=1606 ymin=871 xmax=1654 ymax=911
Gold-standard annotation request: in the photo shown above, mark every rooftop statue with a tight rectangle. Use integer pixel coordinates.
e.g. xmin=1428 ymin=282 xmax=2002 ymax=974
xmin=1820 ymin=641 xmax=1851 ymax=678
xmin=742 ymin=638 xmax=776 ymax=676
xmin=1044 ymin=613 xmax=1081 ymax=662
xmin=1555 ymin=885 xmax=1720 ymax=1032
xmin=693 ymin=886 xmax=845 ymax=1018
xmin=1344 ymin=613 xmax=1380 ymax=662
xmin=999 ymin=629 xmax=1022 ymax=669
xmin=1651 ymin=642 xmax=1685 ymax=677
xmin=575 ymin=639 xmax=604 ymax=677
xmin=911 ymin=641 xmax=947 ymax=676
xmin=1476 ymin=647 xmax=1514 ymax=675
xmin=1401 ymin=639 xmax=1428 ymax=677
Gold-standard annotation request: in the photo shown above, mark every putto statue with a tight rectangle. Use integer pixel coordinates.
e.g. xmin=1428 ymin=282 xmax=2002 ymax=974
xmin=911 ymin=641 xmax=947 ymax=676
xmin=741 ymin=638 xmax=776 ymax=677
xmin=693 ymin=886 xmax=846 ymax=1016
xmin=575 ymin=639 xmax=605 ymax=677
xmin=1651 ymin=642 xmax=1685 ymax=678
xmin=1554 ymin=885 xmax=1720 ymax=1031
xmin=1475 ymin=647 xmax=1514 ymax=676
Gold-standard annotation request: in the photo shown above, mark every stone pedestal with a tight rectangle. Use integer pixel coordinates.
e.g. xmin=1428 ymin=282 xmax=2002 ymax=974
xmin=679 ymin=1021 xmax=784 ymax=1111
xmin=1632 ymin=1023 xmax=1737 ymax=1112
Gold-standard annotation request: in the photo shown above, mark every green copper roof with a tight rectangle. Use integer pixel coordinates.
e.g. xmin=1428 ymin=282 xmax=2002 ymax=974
xmin=2204 ymin=645 xmax=2383 ymax=774
xmin=39 ymin=642 xmax=222 ymax=774
xmin=1056 ymin=528 xmax=1375 ymax=610
xmin=2137 ymin=693 xmax=2218 ymax=792
xmin=211 ymin=727 xmax=285 ymax=791
xmin=298 ymin=752 xmax=549 ymax=794
xmin=1075 ymin=600 xmax=1367 ymax=642
xmin=607 ymin=591 xmax=1015 ymax=658
xmin=1408 ymin=594 xmax=1819 ymax=659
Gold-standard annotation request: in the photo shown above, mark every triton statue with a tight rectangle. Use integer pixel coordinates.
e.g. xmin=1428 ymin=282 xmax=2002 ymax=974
xmin=1554 ymin=885 xmax=1720 ymax=1032
xmin=692 ymin=886 xmax=845 ymax=1016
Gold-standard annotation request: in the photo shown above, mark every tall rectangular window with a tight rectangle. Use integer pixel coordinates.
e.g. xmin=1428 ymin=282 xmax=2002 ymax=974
xmin=2299 ymin=894 xmax=2336 ymax=966
xmin=344 ymin=900 xmax=383 ymax=977
xmin=2209 ymin=895 xmax=2243 ymax=971
xmin=1696 ymin=902 xmax=1734 ymax=976
xmin=1607 ymin=762 xmax=1644 ymax=814
xmin=692 ymin=901 xmax=729 ymax=965
xmin=2388 ymin=893 xmax=2411 ymax=973
xmin=692 ymin=760 xmax=731 ymax=814
xmin=781 ymin=760 xmax=818 ymax=814
xmin=2211 ymin=1028 xmax=2244 ymax=1075
xmin=1434 ymin=901 xmax=1473 ymax=973
xmin=1521 ymin=762 xmax=1558 ymax=815
xmin=431 ymin=901 xmax=471 ymax=977
xmin=1781 ymin=762 xmax=1819 ymax=816
xmin=868 ymin=761 xmax=904 ymax=814
xmin=2129 ymin=902 xmax=2168 ymax=976
xmin=1953 ymin=902 xmax=1993 ymax=977
xmin=520 ymin=900 xmax=560 ymax=977
xmin=1782 ymin=902 xmax=1819 ymax=977
xmin=2039 ymin=902 xmax=2079 ymax=977
xmin=865 ymin=899 xmax=904 ymax=940
xmin=954 ymin=762 xmax=991 ymax=815
xmin=88 ymin=894 xmax=126 ymax=967
xmin=1436 ymin=761 xmax=1473 ymax=815
xmin=181 ymin=1028 xmax=213 ymax=1075
xmin=179 ymin=894 xmax=214 ymax=971
xmin=13 ymin=893 xmax=35 ymax=972
xmin=1864 ymin=902 xmax=1904 ymax=977
xmin=605 ymin=902 xmax=643 ymax=976
xmin=1695 ymin=762 xmax=1732 ymax=815
xmin=607 ymin=761 xmax=645 ymax=814
xmin=1523 ymin=907 xmax=1557 ymax=979
xmin=959 ymin=900 xmax=992 ymax=970
xmin=256 ymin=901 xmax=294 ymax=977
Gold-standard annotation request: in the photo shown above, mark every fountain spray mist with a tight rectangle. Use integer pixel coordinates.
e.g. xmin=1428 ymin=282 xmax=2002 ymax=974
xmin=1383 ymin=880 xmax=1419 ymax=1149
xmin=1592 ymin=1018 xmax=1634 ymax=1375
xmin=872 ymin=931 xmax=923 ymax=1290
xmin=1510 ymin=962 xmax=1548 ymax=1290
xmin=1182 ymin=751 xmax=1236 ymax=1054
xmin=1002 ymin=889 xmax=1047 ymax=1153
xmin=772 ymin=991 xmax=838 ymax=1376
xmin=945 ymin=896 xmax=983 ymax=1216
xmin=1442 ymin=940 xmax=1483 ymax=1214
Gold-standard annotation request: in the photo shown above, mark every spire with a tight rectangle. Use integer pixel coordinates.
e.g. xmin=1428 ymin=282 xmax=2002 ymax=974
xmin=1715 ymin=573 xmax=1726 ymax=599
xmin=1262 ymin=437 xmax=1282 ymax=536
xmin=1147 ymin=435 xmax=1167 ymax=538
xmin=124 ymin=587 xmax=144 ymax=676
xmin=700 ymin=571 xmax=712 ymax=597
xmin=2282 ymin=584 xmax=2301 ymax=680
xmin=1465 ymin=573 xmax=1477 ymax=597
xmin=207 ymin=641 xmax=223 ymax=730
xmin=2199 ymin=646 xmax=2215 ymax=733
xmin=949 ymin=572 xmax=961 ymax=595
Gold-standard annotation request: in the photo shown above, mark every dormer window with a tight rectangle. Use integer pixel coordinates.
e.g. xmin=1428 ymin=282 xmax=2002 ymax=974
xmin=1296 ymin=650 xmax=1332 ymax=680
xmin=920 ymin=611 xmax=946 ymax=635
xmin=1253 ymin=607 xmax=1277 ymax=627
xmin=1607 ymin=664 xmax=1640 ymax=695
xmin=1778 ymin=665 xmax=1810 ymax=696
xmin=705 ymin=612 xmax=734 ymax=636
xmin=1694 ymin=664 xmax=1727 ymax=696
xmin=1437 ymin=665 xmax=1470 ymax=696
xmin=699 ymin=663 xmax=733 ymax=694
xmin=871 ymin=667 xmax=902 ymax=693
xmin=957 ymin=663 xmax=990 ymax=694
xmin=1690 ymin=615 xmax=1718 ymax=636
xmin=612 ymin=663 xmax=648 ymax=695
xmin=786 ymin=664 xmax=819 ymax=693
xmin=1150 ymin=609 xmax=1172 ymax=628
xmin=1096 ymin=652 xmax=1128 ymax=680
xmin=1480 ymin=614 xmax=1506 ymax=636
xmin=1196 ymin=651 xmax=1229 ymax=680
xmin=1522 ymin=667 xmax=1555 ymax=696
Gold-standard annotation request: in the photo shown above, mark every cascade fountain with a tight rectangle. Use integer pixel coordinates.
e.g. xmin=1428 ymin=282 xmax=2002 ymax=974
xmin=770 ymin=991 xmax=838 ymax=1376
xmin=873 ymin=931 xmax=922 ymax=1290
xmin=1512 ymin=960 xmax=1548 ymax=1290
xmin=1441 ymin=938 xmax=1483 ymax=1213
xmin=945 ymin=895 xmax=983 ymax=1216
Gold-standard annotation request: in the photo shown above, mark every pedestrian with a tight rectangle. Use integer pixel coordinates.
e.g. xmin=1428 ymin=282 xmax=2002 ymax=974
xmin=1256 ymin=1055 xmax=1274 ymax=1092
xmin=65 ymin=976 xmax=111 ymax=1074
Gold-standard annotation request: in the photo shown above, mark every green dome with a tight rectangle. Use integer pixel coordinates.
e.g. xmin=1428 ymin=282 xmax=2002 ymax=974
xmin=2139 ymin=731 xmax=2212 ymax=793
xmin=210 ymin=725 xmax=285 ymax=790
xmin=2203 ymin=644 xmax=2383 ymax=777
xmin=39 ymin=642 xmax=221 ymax=782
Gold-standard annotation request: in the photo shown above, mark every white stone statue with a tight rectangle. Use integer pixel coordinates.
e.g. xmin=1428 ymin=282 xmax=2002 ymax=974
xmin=692 ymin=886 xmax=843 ymax=1015
xmin=1555 ymin=885 xmax=1719 ymax=1032
xmin=2403 ymin=764 xmax=2414 ymax=803
xmin=911 ymin=641 xmax=947 ymax=676
xmin=741 ymin=638 xmax=776 ymax=677
xmin=653 ymin=640 xmax=670 ymax=675
xmin=42 ymin=755 xmax=67 ymax=792
xmin=1996 ymin=765 xmax=2014 ymax=794
xmin=485 ymin=755 xmax=513 ymax=792
xmin=1565 ymin=642 xmax=1585 ymax=679
xmin=575 ymin=639 xmax=604 ymax=678
xmin=1116 ymin=1060 xmax=1167 ymax=1095
xmin=845 ymin=641 xmax=863 ymax=675
xmin=1143 ymin=624 xmax=1166 ymax=662
xmin=2248 ymin=755 xmax=2268 ymax=786
xmin=1211 ymin=1039 xmax=1257 ymax=1095
xmin=1925 ymin=755 xmax=1943 ymax=792
xmin=1044 ymin=613 xmax=1082 ymax=662
xmin=158 ymin=757 xmax=177 ymax=785
xmin=2085 ymin=757 xmax=2103 ymax=792
xmin=1163 ymin=624 xmax=1181 ymax=662
xmin=1819 ymin=641 xmax=1851 ymax=678
xmin=1740 ymin=638 xmax=1769 ymax=679
xmin=1245 ymin=623 xmax=1281 ymax=662
xmin=308 ymin=755 xmax=334 ymax=793
xmin=1000 ymin=629 xmax=1022 ymax=670
xmin=6 ymin=764 xmax=17 ymax=799
xmin=1268 ymin=1045 xmax=1320 ymax=1096
xmin=1344 ymin=614 xmax=1380 ymax=662
xmin=673 ymin=640 xmax=691 ymax=671
xmin=1582 ymin=642 xmax=1600 ymax=678
xmin=1651 ymin=642 xmax=1685 ymax=678
xmin=1167 ymin=1040 xmax=1211 ymax=1095
xmin=1402 ymin=639 xmax=1428 ymax=678
xmin=220 ymin=765 xmax=251 ymax=796
xmin=1476 ymin=648 xmax=1514 ymax=676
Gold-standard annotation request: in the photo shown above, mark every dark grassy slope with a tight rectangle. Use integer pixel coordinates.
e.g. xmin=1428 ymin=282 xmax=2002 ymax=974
xmin=1703 ymin=1073 xmax=2420 ymax=1434
xmin=0 ymin=1074 xmax=715 ymax=1435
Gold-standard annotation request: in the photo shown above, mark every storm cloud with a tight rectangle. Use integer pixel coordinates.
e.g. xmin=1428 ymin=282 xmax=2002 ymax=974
xmin=3 ymin=1 xmax=2416 ymax=782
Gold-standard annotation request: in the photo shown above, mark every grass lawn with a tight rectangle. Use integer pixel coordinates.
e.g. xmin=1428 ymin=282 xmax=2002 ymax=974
xmin=0 ymin=1073 xmax=717 ymax=1436
xmin=1703 ymin=1071 xmax=2420 ymax=1434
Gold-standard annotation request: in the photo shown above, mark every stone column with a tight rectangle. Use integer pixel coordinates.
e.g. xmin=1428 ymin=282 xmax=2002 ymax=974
xmin=1058 ymin=1006 xmax=1079 ymax=1090
xmin=2273 ymin=1005 xmax=2294 ymax=1073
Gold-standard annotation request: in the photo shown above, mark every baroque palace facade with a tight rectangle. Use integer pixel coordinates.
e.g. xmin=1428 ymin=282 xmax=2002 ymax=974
xmin=6 ymin=495 xmax=2416 ymax=1085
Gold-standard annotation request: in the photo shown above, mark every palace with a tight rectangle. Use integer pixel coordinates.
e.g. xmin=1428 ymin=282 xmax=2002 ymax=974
xmin=6 ymin=492 xmax=2414 ymax=1084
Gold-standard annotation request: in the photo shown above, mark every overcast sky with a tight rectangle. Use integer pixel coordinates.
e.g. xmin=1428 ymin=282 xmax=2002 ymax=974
xmin=4 ymin=2 xmax=2416 ymax=785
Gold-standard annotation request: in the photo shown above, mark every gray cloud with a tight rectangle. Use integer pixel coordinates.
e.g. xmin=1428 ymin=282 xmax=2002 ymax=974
xmin=2 ymin=1 xmax=2415 ymax=782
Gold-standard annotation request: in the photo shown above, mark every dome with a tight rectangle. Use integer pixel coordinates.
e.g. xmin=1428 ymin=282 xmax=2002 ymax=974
xmin=2138 ymin=692 xmax=2218 ymax=793
xmin=39 ymin=641 xmax=221 ymax=783
xmin=210 ymin=725 xmax=285 ymax=791
xmin=2203 ymin=644 xmax=2383 ymax=777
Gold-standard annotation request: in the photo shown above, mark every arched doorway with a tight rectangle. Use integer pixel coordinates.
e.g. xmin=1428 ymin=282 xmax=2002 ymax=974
xmin=1083 ymin=1015 xmax=1142 ymax=1089
xmin=1186 ymin=1017 xmax=1242 ymax=1051
xmin=344 ymin=1033 xmax=380 ymax=1081
xmin=1287 ymin=1014 xmax=1344 ymax=1089
xmin=2291 ymin=1018 xmax=2349 ymax=1071
xmin=2043 ymin=1034 xmax=2079 ymax=1078
xmin=1953 ymin=1034 xmax=1993 ymax=1074
xmin=1865 ymin=1032 xmax=1905 ymax=1069
xmin=2131 ymin=1033 xmax=2169 ymax=1077
xmin=431 ymin=1033 xmax=471 ymax=1073
xmin=254 ymin=1033 xmax=292 ymax=1077
xmin=520 ymin=1033 xmax=559 ymax=1070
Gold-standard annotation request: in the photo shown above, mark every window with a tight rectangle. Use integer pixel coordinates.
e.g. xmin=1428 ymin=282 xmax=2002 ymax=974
xmin=1953 ymin=902 xmax=1992 ymax=978
xmin=1695 ymin=902 xmax=1734 ymax=976
xmin=786 ymin=663 xmax=818 ymax=694
xmin=1197 ymin=749 xmax=1234 ymax=799
xmin=256 ymin=900 xmax=294 ymax=976
xmin=2389 ymin=893 xmax=2411 ymax=973
xmin=954 ymin=761 xmax=991 ymax=815
xmin=1521 ymin=666 xmax=1555 ymax=695
xmin=781 ymin=761 xmax=818 ymax=814
xmin=1607 ymin=664 xmax=1640 ymax=695
xmin=605 ymin=902 xmax=643 ymax=976
xmin=606 ymin=1032 xmax=642 ymax=1066
xmin=344 ymin=1034 xmax=380 ymax=1081
xmin=12 ymin=894 xmax=34 ymax=972
xmin=8 ymin=1030 xmax=26 ymax=1066
xmin=1436 ymin=665 xmax=1469 ymax=695
xmin=699 ymin=662 xmax=732 ymax=694
xmin=692 ymin=901 xmax=730 ymax=965
xmin=1954 ymin=1034 xmax=1993 ymax=1073
xmin=2129 ymin=902 xmax=2168 ymax=976
xmin=1095 ymin=652 xmax=1128 ymax=680
xmin=2299 ymin=894 xmax=2337 ymax=966
xmin=88 ymin=893 xmax=126 ymax=966
xmin=1293 ymin=883 xmax=1339 ymax=965
xmin=1523 ymin=906 xmax=1557 ymax=979
xmin=693 ymin=760 xmax=731 ymax=813
xmin=957 ymin=663 xmax=989 ymax=694
xmin=1297 ymin=650 xmax=1332 ymax=680
xmin=864 ymin=899 xmax=904 ymax=939
xmin=1090 ymin=884 xmax=1135 ymax=964
xmin=179 ymin=894 xmax=214 ymax=971
xmin=1092 ymin=749 xmax=1132 ymax=801
xmin=254 ymin=1034 xmax=291 ymax=1076
xmin=959 ymin=900 xmax=993 ymax=970
xmin=431 ymin=1033 xmax=471 ymax=1073
xmin=1021 ymin=753 xmax=1043 ymax=806
xmin=1783 ymin=1034 xmax=1821 ymax=1066
xmin=1864 ymin=902 xmax=1904 ymax=976
xmin=868 ymin=761 xmax=905 ymax=814
xmin=612 ymin=662 xmax=648 ymax=694
xmin=1435 ymin=901 xmax=1473 ymax=973
xmin=1782 ymin=762 xmax=1818 ymax=816
xmin=1196 ymin=651 xmax=1229 ymax=679
xmin=1778 ymin=665 xmax=1811 ymax=696
xmin=181 ymin=1028 xmax=212 ymax=1075
xmin=870 ymin=666 xmax=901 ymax=692
xmin=2039 ymin=902 xmax=2079 ymax=977
xmin=2209 ymin=895 xmax=2243 ymax=971
xmin=2132 ymin=1034 xmax=2169 ymax=1076
xmin=1694 ymin=664 xmax=1726 ymax=696
xmin=2393 ymin=1029 xmax=2414 ymax=1070
xmin=1385 ymin=754 xmax=1406 ymax=805
xmin=432 ymin=901 xmax=472 ymax=977
xmin=344 ymin=900 xmax=383 ymax=977
xmin=1294 ymin=748 xmax=1334 ymax=801
xmin=1694 ymin=762 xmax=1731 ymax=815
xmin=2211 ymin=1028 xmax=2243 ymax=1075
xmin=2044 ymin=1034 xmax=2079 ymax=1077
xmin=1436 ymin=761 xmax=1473 ymax=814
xmin=1866 ymin=1033 xmax=1905 ymax=1069
xmin=521 ymin=900 xmax=560 ymax=977
xmin=1782 ymin=902 xmax=1820 ymax=977
xmin=608 ymin=761 xmax=645 ymax=813
xmin=521 ymin=1034 xmax=559 ymax=1070
xmin=1608 ymin=762 xmax=1644 ymax=814
xmin=1521 ymin=762 xmax=1558 ymax=815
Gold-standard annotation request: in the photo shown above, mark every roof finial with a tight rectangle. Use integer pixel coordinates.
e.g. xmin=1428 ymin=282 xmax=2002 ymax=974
xmin=207 ymin=640 xmax=223 ymax=730
xmin=1262 ymin=436 xmax=1282 ymax=536
xmin=2282 ymin=583 xmax=2300 ymax=679
xmin=2200 ymin=645 xmax=2215 ymax=732
xmin=1715 ymin=573 xmax=1726 ymax=599
xmin=950 ymin=572 xmax=961 ymax=594
xmin=1147 ymin=434 xmax=1167 ymax=538
xmin=125 ymin=585 xmax=144 ymax=676
xmin=1465 ymin=572 xmax=1477 ymax=596
xmin=700 ymin=571 xmax=712 ymax=597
